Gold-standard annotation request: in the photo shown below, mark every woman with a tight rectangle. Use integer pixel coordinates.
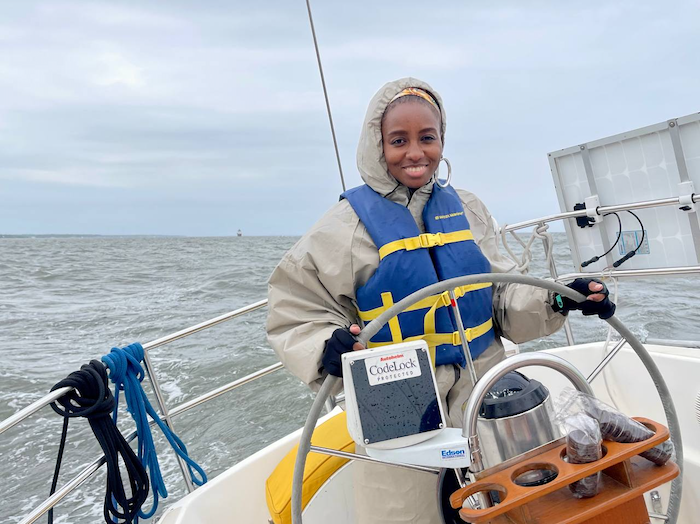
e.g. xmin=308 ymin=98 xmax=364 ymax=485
xmin=267 ymin=78 xmax=612 ymax=523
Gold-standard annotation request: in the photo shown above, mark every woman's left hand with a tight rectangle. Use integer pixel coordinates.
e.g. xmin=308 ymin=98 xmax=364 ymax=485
xmin=584 ymin=280 xmax=608 ymax=303
xmin=552 ymin=278 xmax=616 ymax=319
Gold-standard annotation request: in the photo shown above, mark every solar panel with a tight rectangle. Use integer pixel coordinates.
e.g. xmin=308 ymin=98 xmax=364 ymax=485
xmin=549 ymin=112 xmax=700 ymax=272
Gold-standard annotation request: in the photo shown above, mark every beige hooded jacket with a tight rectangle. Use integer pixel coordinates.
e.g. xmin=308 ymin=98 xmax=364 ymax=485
xmin=266 ymin=77 xmax=565 ymax=403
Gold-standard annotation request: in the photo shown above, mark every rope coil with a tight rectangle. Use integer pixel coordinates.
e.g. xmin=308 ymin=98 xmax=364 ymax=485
xmin=102 ymin=343 xmax=207 ymax=519
xmin=500 ymin=222 xmax=554 ymax=273
xmin=49 ymin=360 xmax=149 ymax=524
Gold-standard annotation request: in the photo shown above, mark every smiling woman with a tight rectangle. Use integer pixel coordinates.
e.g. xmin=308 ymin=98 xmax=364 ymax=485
xmin=266 ymin=77 xmax=577 ymax=523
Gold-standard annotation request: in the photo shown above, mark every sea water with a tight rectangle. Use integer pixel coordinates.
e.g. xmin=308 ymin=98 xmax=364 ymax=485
xmin=1 ymin=234 xmax=699 ymax=523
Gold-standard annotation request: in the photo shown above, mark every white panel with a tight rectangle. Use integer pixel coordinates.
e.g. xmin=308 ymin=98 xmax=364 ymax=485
xmin=680 ymin=120 xmax=700 ymax=189
xmin=303 ymin=464 xmax=355 ymax=524
xmin=549 ymin=113 xmax=700 ymax=271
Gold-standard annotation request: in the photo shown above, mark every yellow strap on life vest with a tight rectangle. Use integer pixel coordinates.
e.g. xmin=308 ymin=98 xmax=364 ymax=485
xmin=357 ymin=283 xmax=492 ymax=322
xmin=378 ymin=230 xmax=474 ymax=260
xmin=367 ymin=318 xmax=494 ymax=350
xmin=422 ymin=284 xmax=491 ymax=335
xmin=380 ymin=291 xmax=403 ymax=344
xmin=419 ymin=318 xmax=494 ymax=347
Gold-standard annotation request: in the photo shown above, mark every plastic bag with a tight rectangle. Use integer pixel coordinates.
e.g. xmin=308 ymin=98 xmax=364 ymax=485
xmin=562 ymin=414 xmax=602 ymax=498
xmin=556 ymin=388 xmax=674 ymax=466
xmin=640 ymin=439 xmax=674 ymax=466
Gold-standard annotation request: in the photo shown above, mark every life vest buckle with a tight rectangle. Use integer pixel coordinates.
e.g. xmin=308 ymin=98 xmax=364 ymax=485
xmin=439 ymin=291 xmax=452 ymax=307
xmin=452 ymin=328 xmax=475 ymax=346
xmin=418 ymin=232 xmax=444 ymax=249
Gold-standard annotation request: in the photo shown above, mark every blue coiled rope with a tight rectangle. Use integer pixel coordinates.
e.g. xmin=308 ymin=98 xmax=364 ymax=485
xmin=49 ymin=360 xmax=149 ymax=524
xmin=102 ymin=343 xmax=207 ymax=520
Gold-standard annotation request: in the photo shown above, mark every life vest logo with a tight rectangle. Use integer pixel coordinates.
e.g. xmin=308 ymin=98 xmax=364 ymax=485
xmin=434 ymin=211 xmax=464 ymax=221
xmin=364 ymin=348 xmax=421 ymax=386
xmin=441 ymin=448 xmax=467 ymax=460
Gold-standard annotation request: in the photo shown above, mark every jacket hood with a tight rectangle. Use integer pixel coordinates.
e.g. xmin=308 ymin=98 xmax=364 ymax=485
xmin=356 ymin=77 xmax=447 ymax=200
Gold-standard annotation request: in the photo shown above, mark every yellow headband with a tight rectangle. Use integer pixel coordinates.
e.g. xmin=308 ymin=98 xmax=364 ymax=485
xmin=389 ymin=87 xmax=440 ymax=111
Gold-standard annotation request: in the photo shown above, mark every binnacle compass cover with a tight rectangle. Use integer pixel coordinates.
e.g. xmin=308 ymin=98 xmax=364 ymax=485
xmin=342 ymin=340 xmax=446 ymax=450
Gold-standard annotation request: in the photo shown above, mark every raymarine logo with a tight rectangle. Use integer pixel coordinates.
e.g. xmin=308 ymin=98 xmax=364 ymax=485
xmin=365 ymin=349 xmax=421 ymax=386
xmin=441 ymin=448 xmax=466 ymax=460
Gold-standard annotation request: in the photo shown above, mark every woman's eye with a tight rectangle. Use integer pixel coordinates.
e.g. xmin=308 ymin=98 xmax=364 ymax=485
xmin=422 ymin=135 xmax=436 ymax=142
xmin=391 ymin=138 xmax=406 ymax=145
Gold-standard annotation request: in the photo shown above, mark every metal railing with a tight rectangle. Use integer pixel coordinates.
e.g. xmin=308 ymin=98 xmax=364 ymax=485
xmin=512 ymin=202 xmax=700 ymax=284
xmin=503 ymin=193 xmax=700 ymax=233
xmin=0 ymin=300 xmax=268 ymax=436
xmin=3 ymin=299 xmax=276 ymax=524
xmin=501 ymin=192 xmax=700 ymax=347
xmin=558 ymin=265 xmax=700 ymax=282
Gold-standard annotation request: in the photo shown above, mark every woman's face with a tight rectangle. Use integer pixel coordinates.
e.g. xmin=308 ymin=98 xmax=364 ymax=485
xmin=381 ymin=100 xmax=443 ymax=189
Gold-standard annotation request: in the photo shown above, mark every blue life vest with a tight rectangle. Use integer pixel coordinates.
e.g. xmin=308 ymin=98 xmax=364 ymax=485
xmin=343 ymin=183 xmax=495 ymax=367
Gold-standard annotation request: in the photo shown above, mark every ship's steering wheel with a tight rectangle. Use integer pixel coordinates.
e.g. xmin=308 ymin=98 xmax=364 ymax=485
xmin=291 ymin=273 xmax=683 ymax=524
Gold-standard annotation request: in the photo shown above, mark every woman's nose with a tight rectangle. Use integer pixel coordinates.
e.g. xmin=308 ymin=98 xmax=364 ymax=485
xmin=406 ymin=142 xmax=423 ymax=161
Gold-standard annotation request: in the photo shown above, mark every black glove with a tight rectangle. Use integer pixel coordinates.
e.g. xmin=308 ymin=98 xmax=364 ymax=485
xmin=321 ymin=327 xmax=359 ymax=377
xmin=552 ymin=278 xmax=616 ymax=319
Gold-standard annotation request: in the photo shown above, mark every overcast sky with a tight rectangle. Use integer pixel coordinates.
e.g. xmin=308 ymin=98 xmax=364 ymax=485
xmin=1 ymin=1 xmax=699 ymax=236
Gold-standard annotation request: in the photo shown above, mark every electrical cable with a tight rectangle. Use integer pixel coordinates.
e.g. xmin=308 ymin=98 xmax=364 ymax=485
xmin=627 ymin=210 xmax=645 ymax=253
xmin=581 ymin=212 xmax=623 ymax=267
xmin=49 ymin=360 xmax=149 ymax=524
xmin=613 ymin=210 xmax=645 ymax=268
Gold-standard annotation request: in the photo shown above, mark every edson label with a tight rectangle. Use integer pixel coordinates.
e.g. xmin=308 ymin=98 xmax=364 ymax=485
xmin=441 ymin=448 xmax=466 ymax=460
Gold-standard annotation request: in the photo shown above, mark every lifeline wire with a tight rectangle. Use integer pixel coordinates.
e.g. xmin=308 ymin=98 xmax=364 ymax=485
xmin=49 ymin=360 xmax=149 ymax=524
xmin=102 ymin=343 xmax=207 ymax=520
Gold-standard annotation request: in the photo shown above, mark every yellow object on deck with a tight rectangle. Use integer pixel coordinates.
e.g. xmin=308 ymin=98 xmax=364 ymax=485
xmin=265 ymin=411 xmax=355 ymax=524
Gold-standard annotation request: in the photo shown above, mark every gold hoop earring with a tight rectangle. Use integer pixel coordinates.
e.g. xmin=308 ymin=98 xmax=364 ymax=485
xmin=434 ymin=157 xmax=452 ymax=188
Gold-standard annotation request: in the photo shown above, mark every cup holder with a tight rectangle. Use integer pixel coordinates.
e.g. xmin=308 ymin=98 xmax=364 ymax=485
xmin=464 ymin=484 xmax=508 ymax=508
xmin=511 ymin=462 xmax=559 ymax=487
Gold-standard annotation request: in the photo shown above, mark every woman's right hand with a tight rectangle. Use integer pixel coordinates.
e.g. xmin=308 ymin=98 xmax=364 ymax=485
xmin=321 ymin=324 xmax=366 ymax=377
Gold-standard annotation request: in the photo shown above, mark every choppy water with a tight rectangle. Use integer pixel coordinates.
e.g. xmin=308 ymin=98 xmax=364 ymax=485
xmin=1 ymin=234 xmax=699 ymax=523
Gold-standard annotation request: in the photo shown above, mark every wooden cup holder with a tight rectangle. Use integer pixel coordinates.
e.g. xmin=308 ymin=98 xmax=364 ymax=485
xmin=449 ymin=417 xmax=679 ymax=524
xmin=511 ymin=462 xmax=559 ymax=487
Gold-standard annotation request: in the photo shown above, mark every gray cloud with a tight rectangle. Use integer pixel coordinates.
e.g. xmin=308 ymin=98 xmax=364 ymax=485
xmin=1 ymin=0 xmax=699 ymax=235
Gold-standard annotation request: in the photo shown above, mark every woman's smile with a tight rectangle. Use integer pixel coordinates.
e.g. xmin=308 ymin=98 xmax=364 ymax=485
xmin=402 ymin=164 xmax=429 ymax=178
